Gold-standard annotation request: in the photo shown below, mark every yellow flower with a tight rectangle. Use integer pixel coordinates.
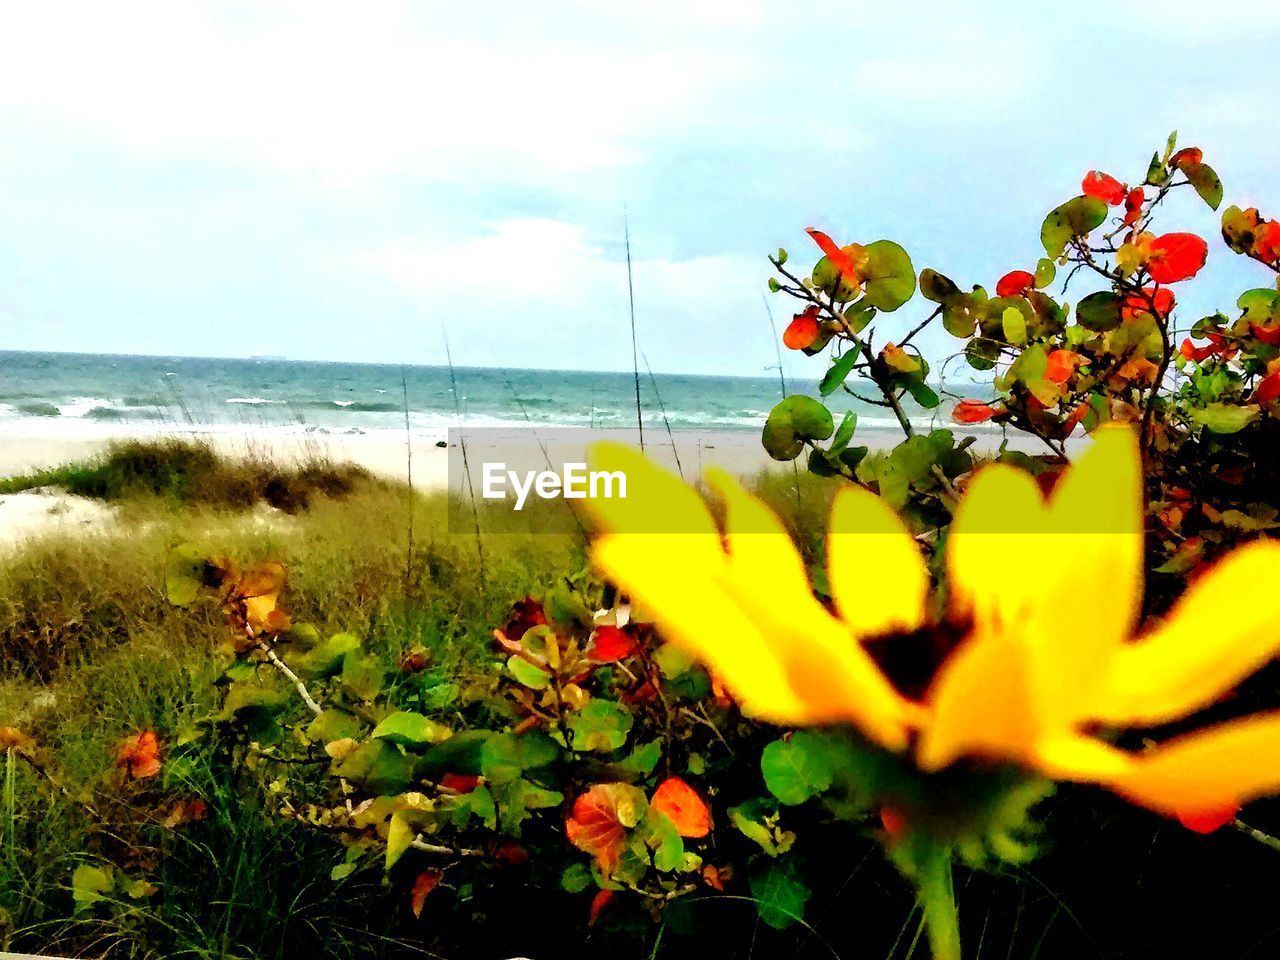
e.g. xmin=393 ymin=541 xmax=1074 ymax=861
xmin=583 ymin=429 xmax=1280 ymax=823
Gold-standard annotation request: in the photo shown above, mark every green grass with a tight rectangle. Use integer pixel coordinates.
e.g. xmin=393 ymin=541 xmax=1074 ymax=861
xmin=0 ymin=440 xmax=593 ymax=958
xmin=0 ymin=439 xmax=373 ymax=513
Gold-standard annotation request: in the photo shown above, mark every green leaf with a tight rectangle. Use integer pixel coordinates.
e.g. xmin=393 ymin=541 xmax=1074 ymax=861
xmin=1146 ymin=151 xmax=1170 ymax=187
xmin=1034 ymin=258 xmax=1056 ymax=289
xmin=903 ymin=377 xmax=940 ymax=409
xmin=761 ymin=731 xmax=836 ymax=805
xmin=306 ymin=709 xmax=362 ymax=744
xmin=644 ymin=812 xmax=685 ymax=872
xmin=819 ymin=346 xmax=861 ymax=396
xmin=942 ymin=291 xmax=983 ymax=338
xmin=616 ymin=739 xmax=662 ymax=777
xmin=506 ymin=655 xmax=551 ymax=690
xmin=415 ymin=730 xmax=493 ymax=779
xmin=561 ymin=863 xmax=593 ymax=894
xmin=1190 ymin=403 xmax=1260 ymax=434
xmin=72 ymin=864 xmax=114 ymax=913
xmin=301 ymin=632 xmax=361 ymax=678
xmin=567 ymin=699 xmax=634 ymax=753
xmin=385 ymin=814 xmax=414 ymax=871
xmin=334 ymin=740 xmax=415 ymax=795
xmin=762 ymin=396 xmax=834 ymax=461
xmin=1040 ymin=196 xmax=1107 ymax=257
xmin=861 ymin=239 xmax=916 ymax=311
xmin=220 ymin=683 xmax=290 ymax=724
xmin=1076 ymin=291 xmax=1124 ymax=333
xmin=479 ymin=732 xmax=559 ymax=785
xmin=828 ymin=410 xmax=858 ymax=455
xmin=164 ymin=544 xmax=206 ymax=607
xmin=372 ymin=712 xmax=453 ymax=749
xmin=1002 ymin=306 xmax=1027 ymax=345
xmin=341 ymin=651 xmax=385 ymax=702
xmin=496 ymin=778 xmax=564 ymax=834
xmin=730 ymin=799 xmax=793 ymax=857
xmin=749 ymin=861 xmax=812 ymax=931
xmin=1185 ymin=161 xmax=1223 ymax=210
xmin=918 ymin=267 xmax=959 ymax=303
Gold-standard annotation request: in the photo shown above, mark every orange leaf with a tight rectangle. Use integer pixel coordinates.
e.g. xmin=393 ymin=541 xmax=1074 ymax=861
xmin=589 ymin=625 xmax=638 ymax=662
xmin=1251 ymin=321 xmax=1280 ymax=347
xmin=952 ymin=399 xmax=998 ymax=424
xmin=994 ymin=270 xmax=1034 ymax=298
xmin=410 ymin=869 xmax=442 ymax=918
xmin=565 ymin=783 xmax=644 ymax=875
xmin=782 ymin=306 xmax=820 ymax=351
xmin=805 ymin=228 xmax=864 ymax=287
xmin=650 ymin=777 xmax=711 ymax=838
xmin=1180 ymin=338 xmax=1214 ymax=364
xmin=1044 ymin=349 xmax=1083 ymax=384
xmin=588 ymin=889 xmax=614 ymax=926
xmin=701 ymin=864 xmax=727 ymax=890
xmin=1256 ymin=220 xmax=1280 ymax=263
xmin=1082 ymin=170 xmax=1126 ymax=205
xmin=1168 ymin=147 xmax=1203 ymax=171
xmin=1176 ymin=806 xmax=1237 ymax=834
xmin=1145 ymin=233 xmax=1208 ymax=284
xmin=117 ymin=730 xmax=162 ymax=780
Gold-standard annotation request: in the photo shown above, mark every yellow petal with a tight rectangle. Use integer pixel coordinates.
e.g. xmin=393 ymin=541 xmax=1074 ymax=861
xmin=592 ymin=534 xmax=808 ymax=723
xmin=1104 ymin=712 xmax=1280 ymax=814
xmin=945 ymin=463 xmax=1048 ymax=633
xmin=917 ymin=630 xmax=1038 ymax=771
xmin=1040 ymin=427 xmax=1144 ymax=722
xmin=827 ymin=485 xmax=928 ymax=639
xmin=706 ymin=470 xmax=919 ymax=748
xmin=583 ymin=442 xmax=720 ymax=542
xmin=1098 ymin=541 xmax=1280 ymax=726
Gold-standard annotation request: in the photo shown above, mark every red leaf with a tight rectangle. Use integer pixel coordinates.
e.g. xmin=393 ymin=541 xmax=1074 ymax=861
xmin=1045 ymin=349 xmax=1083 ymax=384
xmin=805 ymin=227 xmax=863 ymax=286
xmin=1121 ymin=287 xmax=1175 ymax=320
xmin=1123 ymin=187 xmax=1144 ymax=226
xmin=1082 ymin=170 xmax=1126 ymax=206
xmin=503 ymin=597 xmax=547 ymax=646
xmin=1063 ymin=401 xmax=1090 ymax=436
xmin=1146 ymin=233 xmax=1208 ymax=284
xmin=589 ymin=625 xmax=638 ymax=662
xmin=782 ymin=307 xmax=820 ymax=351
xmin=1180 ymin=339 xmax=1214 ymax=364
xmin=1251 ymin=322 xmax=1280 ymax=347
xmin=995 ymin=270 xmax=1035 ymax=298
xmin=879 ymin=806 xmax=908 ymax=840
xmin=1168 ymin=147 xmax=1203 ymax=171
xmin=565 ymin=784 xmax=642 ymax=875
xmin=1177 ymin=806 xmax=1237 ymax=834
xmin=588 ymin=889 xmax=614 ymax=927
xmin=1255 ymin=371 xmax=1280 ymax=405
xmin=410 ymin=869 xmax=442 ymax=919
xmin=952 ymin=399 xmax=998 ymax=424
xmin=650 ymin=777 xmax=711 ymax=838
xmin=440 ymin=773 xmax=480 ymax=793
xmin=117 ymin=730 xmax=162 ymax=780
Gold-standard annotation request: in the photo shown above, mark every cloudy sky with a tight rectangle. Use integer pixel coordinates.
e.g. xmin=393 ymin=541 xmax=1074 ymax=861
xmin=1 ymin=1 xmax=1278 ymax=376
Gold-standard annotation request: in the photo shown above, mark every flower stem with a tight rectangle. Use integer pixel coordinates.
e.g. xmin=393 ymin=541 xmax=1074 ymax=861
xmin=917 ymin=845 xmax=961 ymax=960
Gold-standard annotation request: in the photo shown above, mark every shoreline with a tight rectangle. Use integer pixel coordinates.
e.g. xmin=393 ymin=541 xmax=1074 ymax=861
xmin=0 ymin=421 xmax=1053 ymax=489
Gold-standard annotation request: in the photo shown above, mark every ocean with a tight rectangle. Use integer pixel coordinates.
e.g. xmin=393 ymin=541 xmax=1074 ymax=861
xmin=0 ymin=351 xmax=983 ymax=442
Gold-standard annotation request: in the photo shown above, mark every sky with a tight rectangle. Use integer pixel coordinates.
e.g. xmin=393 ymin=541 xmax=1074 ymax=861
xmin=1 ymin=1 xmax=1279 ymax=378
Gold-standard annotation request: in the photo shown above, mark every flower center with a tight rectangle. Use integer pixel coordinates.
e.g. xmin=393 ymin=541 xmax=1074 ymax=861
xmin=863 ymin=619 xmax=972 ymax=702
